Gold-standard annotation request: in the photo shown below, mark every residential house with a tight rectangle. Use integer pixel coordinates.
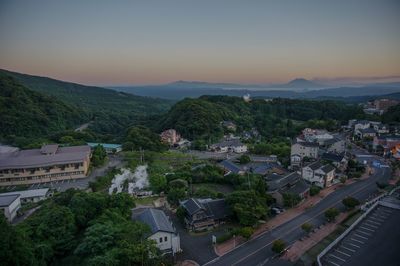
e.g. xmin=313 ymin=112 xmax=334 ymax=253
xmin=323 ymin=137 xmax=346 ymax=153
xmin=302 ymin=161 xmax=336 ymax=188
xmin=0 ymin=188 xmax=52 ymax=204
xmin=353 ymin=120 xmax=371 ymax=131
xmin=355 ymin=128 xmax=377 ymax=139
xmin=321 ymin=152 xmax=348 ymax=171
xmin=87 ymin=143 xmax=122 ymax=154
xmin=221 ymin=121 xmax=237 ymax=131
xmin=0 ymin=194 xmax=21 ymax=222
xmin=132 ymin=208 xmax=181 ymax=255
xmin=210 ymin=139 xmax=247 ymax=153
xmin=302 ymin=128 xmax=334 ymax=145
xmin=180 ymin=198 xmax=230 ymax=232
xmin=265 ymin=172 xmax=310 ymax=207
xmin=290 ymin=141 xmax=319 ymax=167
xmin=160 ymin=129 xmax=181 ymax=145
xmin=373 ymin=124 xmax=390 ymax=135
xmin=219 ymin=160 xmax=244 ymax=175
xmin=0 ymin=144 xmax=91 ymax=186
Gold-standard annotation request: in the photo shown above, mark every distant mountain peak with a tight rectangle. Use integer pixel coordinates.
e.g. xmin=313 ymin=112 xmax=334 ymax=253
xmin=285 ymin=78 xmax=322 ymax=88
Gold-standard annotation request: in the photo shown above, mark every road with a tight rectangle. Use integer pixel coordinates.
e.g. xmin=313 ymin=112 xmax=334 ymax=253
xmin=205 ymin=152 xmax=391 ymax=265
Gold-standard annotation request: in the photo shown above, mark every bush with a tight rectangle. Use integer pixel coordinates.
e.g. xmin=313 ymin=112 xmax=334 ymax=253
xmin=309 ymin=186 xmax=321 ymax=196
xmin=325 ymin=207 xmax=340 ymax=222
xmin=271 ymin=239 xmax=286 ymax=253
xmin=238 ymin=155 xmax=251 ymax=164
xmin=342 ymin=197 xmax=360 ymax=210
xmin=216 ymin=232 xmax=233 ymax=244
xmin=301 ymin=223 xmax=313 ymax=234
xmin=236 ymin=227 xmax=254 ymax=239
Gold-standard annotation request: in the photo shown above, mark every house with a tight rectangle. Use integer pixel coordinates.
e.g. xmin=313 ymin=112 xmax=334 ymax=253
xmin=321 ymin=152 xmax=348 ymax=171
xmin=302 ymin=161 xmax=336 ymax=188
xmin=249 ymin=155 xmax=278 ymax=163
xmin=373 ymin=124 xmax=390 ymax=135
xmin=180 ymin=198 xmax=230 ymax=232
xmin=0 ymin=188 xmax=52 ymax=204
xmin=0 ymin=144 xmax=91 ymax=186
xmin=211 ymin=139 xmax=247 ymax=153
xmin=87 ymin=143 xmax=122 ymax=153
xmin=219 ymin=160 xmax=244 ymax=175
xmin=323 ymin=137 xmax=346 ymax=153
xmin=353 ymin=120 xmax=371 ymax=131
xmin=265 ymin=172 xmax=310 ymax=206
xmin=132 ymin=208 xmax=181 ymax=255
xmin=160 ymin=129 xmax=181 ymax=145
xmin=290 ymin=141 xmax=319 ymax=167
xmin=302 ymin=128 xmax=334 ymax=144
xmin=0 ymin=194 xmax=21 ymax=222
xmin=355 ymin=128 xmax=377 ymax=139
xmin=373 ymin=135 xmax=400 ymax=155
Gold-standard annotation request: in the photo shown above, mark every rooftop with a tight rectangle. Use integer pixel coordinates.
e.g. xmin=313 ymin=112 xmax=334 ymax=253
xmin=0 ymin=188 xmax=49 ymax=199
xmin=132 ymin=208 xmax=175 ymax=235
xmin=0 ymin=194 xmax=20 ymax=207
xmin=87 ymin=143 xmax=122 ymax=149
xmin=0 ymin=145 xmax=91 ymax=170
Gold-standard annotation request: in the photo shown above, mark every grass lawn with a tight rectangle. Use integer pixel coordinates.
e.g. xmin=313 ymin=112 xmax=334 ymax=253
xmin=192 ymin=183 xmax=234 ymax=194
xmin=134 ymin=196 xmax=160 ymax=206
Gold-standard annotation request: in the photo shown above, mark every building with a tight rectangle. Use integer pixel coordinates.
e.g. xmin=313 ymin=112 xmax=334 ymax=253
xmin=352 ymin=120 xmax=371 ymax=131
xmin=180 ymin=198 xmax=230 ymax=232
xmin=87 ymin=143 xmax=122 ymax=154
xmin=321 ymin=152 xmax=348 ymax=171
xmin=210 ymin=139 xmax=248 ymax=153
xmin=290 ymin=141 xmax=319 ymax=167
xmin=221 ymin=121 xmax=237 ymax=131
xmin=219 ymin=160 xmax=244 ymax=175
xmin=0 ymin=194 xmax=21 ymax=222
xmin=374 ymin=98 xmax=399 ymax=113
xmin=160 ymin=129 xmax=181 ymax=145
xmin=302 ymin=128 xmax=334 ymax=144
xmin=0 ymin=188 xmax=52 ymax=204
xmin=132 ymin=208 xmax=181 ymax=255
xmin=266 ymin=172 xmax=310 ymax=206
xmin=373 ymin=124 xmax=390 ymax=135
xmin=302 ymin=161 xmax=336 ymax=188
xmin=355 ymin=128 xmax=377 ymax=139
xmin=0 ymin=144 xmax=91 ymax=186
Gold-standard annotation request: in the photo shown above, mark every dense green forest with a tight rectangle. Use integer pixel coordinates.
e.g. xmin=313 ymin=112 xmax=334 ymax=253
xmin=0 ymin=190 xmax=164 ymax=266
xmin=0 ymin=69 xmax=173 ymax=135
xmin=158 ymin=95 xmax=366 ymax=141
xmin=0 ymin=73 xmax=88 ymax=146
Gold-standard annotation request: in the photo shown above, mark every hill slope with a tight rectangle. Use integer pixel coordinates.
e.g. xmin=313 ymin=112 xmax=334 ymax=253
xmin=0 ymin=69 xmax=173 ymax=134
xmin=0 ymin=72 xmax=87 ymax=143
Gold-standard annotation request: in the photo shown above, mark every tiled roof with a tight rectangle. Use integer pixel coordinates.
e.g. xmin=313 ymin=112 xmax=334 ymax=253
xmin=322 ymin=152 xmax=344 ymax=162
xmin=0 ymin=188 xmax=49 ymax=199
xmin=321 ymin=164 xmax=335 ymax=173
xmin=132 ymin=208 xmax=175 ymax=234
xmin=181 ymin=198 xmax=205 ymax=215
xmin=280 ymin=179 xmax=310 ymax=195
xmin=0 ymin=194 xmax=20 ymax=207
xmin=219 ymin=160 xmax=242 ymax=174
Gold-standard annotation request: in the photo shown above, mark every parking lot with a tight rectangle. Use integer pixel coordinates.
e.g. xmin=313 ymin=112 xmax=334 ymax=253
xmin=321 ymin=205 xmax=400 ymax=266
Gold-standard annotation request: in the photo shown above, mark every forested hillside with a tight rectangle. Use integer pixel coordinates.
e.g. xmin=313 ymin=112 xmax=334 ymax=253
xmin=0 ymin=69 xmax=173 ymax=134
xmin=0 ymin=73 xmax=88 ymax=145
xmin=159 ymin=95 xmax=366 ymax=141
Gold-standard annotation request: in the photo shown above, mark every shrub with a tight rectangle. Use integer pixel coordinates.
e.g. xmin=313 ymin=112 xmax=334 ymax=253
xmin=309 ymin=186 xmax=321 ymax=196
xmin=325 ymin=207 xmax=340 ymax=222
xmin=342 ymin=197 xmax=360 ymax=210
xmin=301 ymin=223 xmax=313 ymax=234
xmin=271 ymin=239 xmax=286 ymax=253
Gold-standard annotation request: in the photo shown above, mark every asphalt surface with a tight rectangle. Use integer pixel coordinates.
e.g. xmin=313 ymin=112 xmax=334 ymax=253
xmin=205 ymin=150 xmax=391 ymax=266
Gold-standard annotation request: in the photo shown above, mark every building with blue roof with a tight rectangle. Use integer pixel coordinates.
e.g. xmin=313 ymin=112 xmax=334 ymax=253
xmin=87 ymin=143 xmax=122 ymax=154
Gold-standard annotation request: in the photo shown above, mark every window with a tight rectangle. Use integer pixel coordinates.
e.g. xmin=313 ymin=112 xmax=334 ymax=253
xmin=159 ymin=237 xmax=163 ymax=243
xmin=164 ymin=236 xmax=167 ymax=242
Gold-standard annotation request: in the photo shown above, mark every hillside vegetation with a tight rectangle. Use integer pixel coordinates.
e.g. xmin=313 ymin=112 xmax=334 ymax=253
xmin=159 ymin=95 xmax=365 ymax=141
xmin=0 ymin=69 xmax=173 ymax=135
xmin=0 ymin=73 xmax=87 ymax=145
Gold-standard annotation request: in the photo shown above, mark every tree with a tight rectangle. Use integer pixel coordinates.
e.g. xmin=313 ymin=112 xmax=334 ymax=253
xmin=91 ymin=144 xmax=107 ymax=167
xmin=309 ymin=185 xmax=321 ymax=196
xmin=238 ymin=155 xmax=251 ymax=164
xmin=167 ymin=187 xmax=186 ymax=206
xmin=283 ymin=193 xmax=301 ymax=207
xmin=149 ymin=173 xmax=167 ymax=193
xmin=271 ymin=239 xmax=286 ymax=253
xmin=340 ymin=176 xmax=347 ymax=184
xmin=342 ymin=197 xmax=360 ymax=210
xmin=301 ymin=223 xmax=313 ymax=234
xmin=123 ymin=126 xmax=167 ymax=152
xmin=324 ymin=207 xmax=340 ymax=222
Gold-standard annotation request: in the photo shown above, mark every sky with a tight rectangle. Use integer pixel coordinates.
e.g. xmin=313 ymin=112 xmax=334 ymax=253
xmin=0 ymin=0 xmax=399 ymax=86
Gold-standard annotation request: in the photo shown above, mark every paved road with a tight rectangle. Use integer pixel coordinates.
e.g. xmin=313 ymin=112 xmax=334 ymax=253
xmin=205 ymin=159 xmax=391 ymax=265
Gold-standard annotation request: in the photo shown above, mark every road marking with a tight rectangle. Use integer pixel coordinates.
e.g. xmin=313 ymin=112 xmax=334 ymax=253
xmin=366 ymin=219 xmax=381 ymax=225
xmin=336 ymin=249 xmax=351 ymax=257
xmin=364 ymin=222 xmax=378 ymax=228
xmin=354 ymin=233 xmax=368 ymax=240
xmin=326 ymin=260 xmax=340 ymax=266
xmin=360 ymin=226 xmax=375 ymax=232
xmin=341 ymin=245 xmax=356 ymax=252
xmin=351 ymin=238 xmax=365 ymax=244
xmin=329 ymin=254 xmax=346 ymax=262
xmin=347 ymin=242 xmax=361 ymax=248
xmin=370 ymin=216 xmax=385 ymax=222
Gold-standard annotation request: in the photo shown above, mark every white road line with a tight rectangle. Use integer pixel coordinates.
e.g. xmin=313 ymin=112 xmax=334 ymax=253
xmin=364 ymin=223 xmax=378 ymax=228
xmin=336 ymin=249 xmax=351 ymax=257
xmin=360 ymin=226 xmax=375 ymax=232
xmin=329 ymin=254 xmax=346 ymax=262
xmin=370 ymin=216 xmax=385 ymax=222
xmin=354 ymin=233 xmax=368 ymax=240
xmin=351 ymin=238 xmax=365 ymax=244
xmin=341 ymin=245 xmax=356 ymax=252
xmin=347 ymin=242 xmax=361 ymax=248
xmin=366 ymin=219 xmax=381 ymax=225
xmin=327 ymin=260 xmax=340 ymax=266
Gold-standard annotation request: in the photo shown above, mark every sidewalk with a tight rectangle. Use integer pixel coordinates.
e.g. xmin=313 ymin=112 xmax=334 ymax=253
xmin=282 ymin=212 xmax=349 ymax=262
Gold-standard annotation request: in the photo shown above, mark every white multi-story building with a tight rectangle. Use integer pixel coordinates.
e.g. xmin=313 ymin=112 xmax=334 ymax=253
xmin=290 ymin=141 xmax=319 ymax=167
xmin=0 ymin=194 xmax=21 ymax=222
xmin=302 ymin=161 xmax=335 ymax=188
